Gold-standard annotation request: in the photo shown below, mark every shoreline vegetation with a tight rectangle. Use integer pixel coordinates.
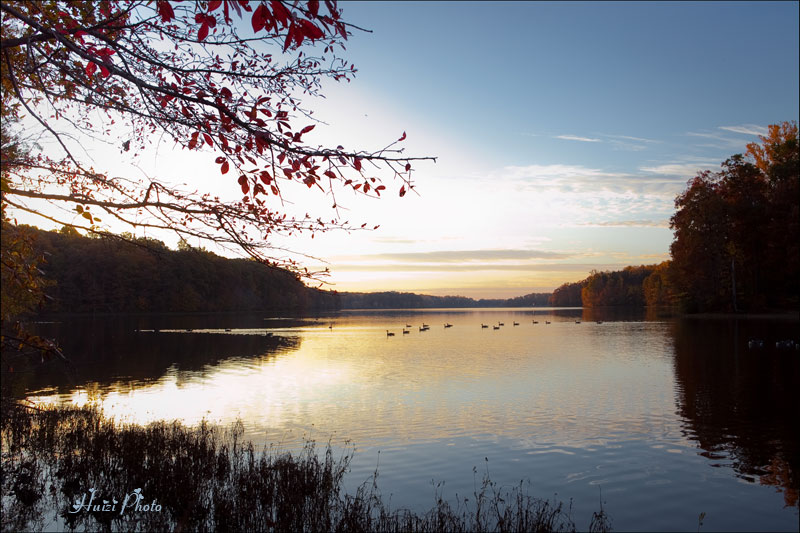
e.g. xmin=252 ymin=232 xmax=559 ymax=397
xmin=1 ymin=403 xmax=611 ymax=532
xmin=10 ymin=229 xmax=796 ymax=320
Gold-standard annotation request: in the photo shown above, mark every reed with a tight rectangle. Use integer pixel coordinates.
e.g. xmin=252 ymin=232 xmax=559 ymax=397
xmin=1 ymin=402 xmax=610 ymax=532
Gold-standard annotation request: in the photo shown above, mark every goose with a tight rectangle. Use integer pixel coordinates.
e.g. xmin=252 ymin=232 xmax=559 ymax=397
xmin=405 ymin=324 xmax=412 ymax=328
xmin=402 ymin=329 xmax=410 ymax=334
xmin=532 ymin=320 xmax=539 ymax=324
xmin=498 ymin=322 xmax=504 ymax=326
xmin=387 ymin=330 xmax=395 ymax=337
xmin=419 ymin=326 xmax=429 ymax=332
xmin=422 ymin=323 xmax=430 ymax=328
xmin=444 ymin=323 xmax=453 ymax=328
xmin=575 ymin=320 xmax=581 ymax=324
xmin=513 ymin=321 xmax=519 ymax=326
xmin=545 ymin=321 xmax=551 ymax=324
xmin=747 ymin=339 xmax=763 ymax=349
xmin=481 ymin=324 xmax=489 ymax=328
xmin=493 ymin=325 xmax=500 ymax=330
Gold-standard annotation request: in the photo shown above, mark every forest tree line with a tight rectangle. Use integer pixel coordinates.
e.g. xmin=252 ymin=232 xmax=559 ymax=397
xmin=548 ymin=264 xmax=661 ymax=308
xmin=20 ymin=226 xmax=340 ymax=314
xmin=338 ymin=291 xmax=552 ymax=309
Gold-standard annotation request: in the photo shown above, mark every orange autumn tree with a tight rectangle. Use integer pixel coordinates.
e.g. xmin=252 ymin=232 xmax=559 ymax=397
xmin=1 ymin=0 xmax=431 ymax=278
xmin=669 ymin=121 xmax=798 ymax=311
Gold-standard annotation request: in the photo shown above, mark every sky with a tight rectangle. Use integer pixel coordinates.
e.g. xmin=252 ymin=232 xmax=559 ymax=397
xmin=14 ymin=1 xmax=800 ymax=299
xmin=278 ymin=1 xmax=800 ymax=298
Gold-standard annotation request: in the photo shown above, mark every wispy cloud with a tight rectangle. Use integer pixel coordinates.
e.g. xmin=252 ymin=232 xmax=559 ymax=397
xmin=555 ymin=134 xmax=601 ymax=142
xmin=581 ymin=219 xmax=670 ymax=228
xmin=327 ymin=262 xmax=623 ymax=273
xmin=685 ymin=130 xmax=753 ymax=150
xmin=719 ymin=124 xmax=768 ymax=136
xmin=640 ymin=162 xmax=717 ymax=177
xmin=503 ymin=164 xmax=625 ymax=181
xmin=604 ymin=134 xmax=660 ymax=144
xmin=336 ymin=248 xmax=571 ymax=263
xmin=372 ymin=237 xmax=419 ymax=245
xmin=502 ymin=164 xmax=684 ymax=195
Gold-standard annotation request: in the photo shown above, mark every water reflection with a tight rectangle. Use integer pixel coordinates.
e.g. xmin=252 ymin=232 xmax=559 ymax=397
xmin=671 ymin=317 xmax=800 ymax=507
xmin=20 ymin=317 xmax=298 ymax=392
xmin=18 ymin=309 xmax=800 ymax=529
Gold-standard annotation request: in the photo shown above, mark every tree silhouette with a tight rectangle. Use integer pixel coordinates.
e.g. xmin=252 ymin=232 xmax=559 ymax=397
xmin=1 ymin=0 xmax=433 ymax=277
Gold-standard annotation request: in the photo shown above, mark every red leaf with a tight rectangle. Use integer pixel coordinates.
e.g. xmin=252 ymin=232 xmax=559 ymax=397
xmin=221 ymin=160 xmax=230 ymax=174
xmin=300 ymin=124 xmax=315 ymax=134
xmin=353 ymin=157 xmax=362 ymax=171
xmin=198 ymin=23 xmax=209 ymax=41
xmin=301 ymin=19 xmax=324 ymax=40
xmin=283 ymin=24 xmax=294 ymax=52
xmin=308 ymin=0 xmax=319 ymax=17
xmin=375 ymin=185 xmax=385 ymax=191
xmin=271 ymin=0 xmax=290 ymax=27
xmin=85 ymin=61 xmax=97 ymax=76
xmin=157 ymin=0 xmax=175 ymax=22
xmin=215 ymin=156 xmax=226 ymax=164
xmin=405 ymin=163 xmax=411 ymax=171
xmin=203 ymin=133 xmax=214 ymax=146
xmin=271 ymin=185 xmax=279 ymax=195
xmin=208 ymin=0 xmax=222 ymax=11
xmin=99 ymin=65 xmax=110 ymax=77
xmin=251 ymin=4 xmax=267 ymax=32
xmin=323 ymin=170 xmax=336 ymax=180
xmin=399 ymin=185 xmax=406 ymax=197
xmin=293 ymin=23 xmax=305 ymax=46
xmin=398 ymin=131 xmax=406 ymax=142
xmin=220 ymin=87 xmax=232 ymax=100
xmin=188 ymin=132 xmax=199 ymax=150
xmin=259 ymin=171 xmax=272 ymax=184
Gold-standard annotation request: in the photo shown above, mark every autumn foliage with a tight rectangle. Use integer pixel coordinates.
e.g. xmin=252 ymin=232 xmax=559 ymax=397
xmin=669 ymin=122 xmax=799 ymax=312
xmin=1 ymin=0 xmax=430 ymax=277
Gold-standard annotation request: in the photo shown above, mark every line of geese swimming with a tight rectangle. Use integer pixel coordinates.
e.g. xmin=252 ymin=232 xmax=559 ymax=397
xmin=387 ymin=319 xmax=603 ymax=336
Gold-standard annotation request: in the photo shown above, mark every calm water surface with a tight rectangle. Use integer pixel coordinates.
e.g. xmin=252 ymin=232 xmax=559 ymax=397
xmin=24 ymin=308 xmax=800 ymax=531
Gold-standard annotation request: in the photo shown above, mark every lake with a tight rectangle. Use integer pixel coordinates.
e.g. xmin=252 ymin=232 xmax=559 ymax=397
xmin=22 ymin=308 xmax=799 ymax=531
